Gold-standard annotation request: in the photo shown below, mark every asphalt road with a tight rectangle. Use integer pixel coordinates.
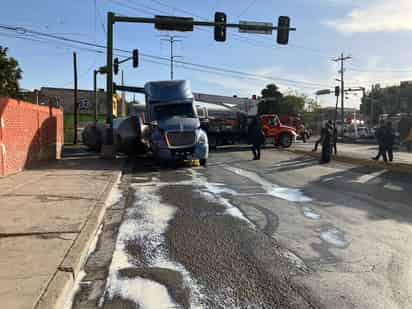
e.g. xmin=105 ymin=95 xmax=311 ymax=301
xmin=69 ymin=146 xmax=412 ymax=309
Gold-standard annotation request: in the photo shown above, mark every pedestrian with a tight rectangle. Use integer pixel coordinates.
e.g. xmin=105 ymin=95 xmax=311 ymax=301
xmin=298 ymin=123 xmax=307 ymax=143
xmin=248 ymin=116 xmax=265 ymax=160
xmin=320 ymin=120 xmax=333 ymax=164
xmin=312 ymin=123 xmax=325 ymax=152
xmin=372 ymin=120 xmax=388 ymax=162
xmin=384 ymin=121 xmax=395 ymax=162
xmin=402 ymin=127 xmax=412 ymax=152
xmin=332 ymin=124 xmax=338 ymax=155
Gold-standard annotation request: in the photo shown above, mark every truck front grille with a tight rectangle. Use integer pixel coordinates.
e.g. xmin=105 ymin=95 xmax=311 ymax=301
xmin=166 ymin=132 xmax=196 ymax=147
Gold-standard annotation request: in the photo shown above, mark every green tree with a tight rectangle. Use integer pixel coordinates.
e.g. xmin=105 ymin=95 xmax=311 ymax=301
xmin=0 ymin=46 xmax=22 ymax=98
xmin=261 ymin=83 xmax=283 ymax=99
xmin=279 ymin=95 xmax=305 ymax=114
xmin=258 ymin=83 xmax=283 ymax=114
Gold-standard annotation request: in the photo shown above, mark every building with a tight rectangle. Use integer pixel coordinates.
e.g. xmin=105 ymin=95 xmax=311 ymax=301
xmin=39 ymin=87 xmax=109 ymax=115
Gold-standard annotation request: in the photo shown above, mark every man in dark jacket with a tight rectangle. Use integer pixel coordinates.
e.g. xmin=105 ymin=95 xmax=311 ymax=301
xmin=332 ymin=124 xmax=338 ymax=155
xmin=248 ymin=116 xmax=265 ymax=160
xmin=373 ymin=121 xmax=388 ymax=162
xmin=320 ymin=120 xmax=333 ymax=163
xmin=384 ymin=121 xmax=395 ymax=162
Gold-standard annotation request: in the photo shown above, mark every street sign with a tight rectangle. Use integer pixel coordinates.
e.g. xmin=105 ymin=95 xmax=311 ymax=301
xmin=155 ymin=15 xmax=194 ymax=32
xmin=316 ymin=89 xmax=331 ymax=95
xmin=239 ymin=21 xmax=273 ymax=34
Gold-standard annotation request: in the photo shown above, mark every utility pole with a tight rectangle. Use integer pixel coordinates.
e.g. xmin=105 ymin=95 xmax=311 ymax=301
xmin=161 ymin=35 xmax=183 ymax=80
xmin=333 ymin=53 xmax=351 ymax=140
xmin=121 ymin=70 xmax=126 ymax=116
xmin=73 ymin=52 xmax=78 ymax=145
xmin=93 ymin=69 xmax=98 ymax=123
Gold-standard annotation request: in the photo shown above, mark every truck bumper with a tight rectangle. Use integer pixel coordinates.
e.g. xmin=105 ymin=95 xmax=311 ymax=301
xmin=154 ymin=143 xmax=208 ymax=161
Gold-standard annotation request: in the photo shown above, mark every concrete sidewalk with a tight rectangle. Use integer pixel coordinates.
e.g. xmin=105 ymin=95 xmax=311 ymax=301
xmin=0 ymin=146 xmax=122 ymax=309
xmin=291 ymin=140 xmax=412 ymax=171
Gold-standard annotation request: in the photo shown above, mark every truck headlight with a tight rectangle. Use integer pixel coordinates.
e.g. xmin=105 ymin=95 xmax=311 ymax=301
xmin=197 ymin=130 xmax=208 ymax=144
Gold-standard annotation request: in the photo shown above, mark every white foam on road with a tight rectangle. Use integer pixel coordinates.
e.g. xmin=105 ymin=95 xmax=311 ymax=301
xmin=320 ymin=228 xmax=348 ymax=248
xmin=103 ymin=184 xmax=205 ymax=309
xmin=351 ymin=169 xmax=386 ymax=184
xmin=189 ymin=169 xmax=255 ymax=228
xmin=302 ymin=206 xmax=321 ymax=220
xmin=108 ymin=276 xmax=177 ymax=309
xmin=384 ymin=183 xmax=404 ymax=192
xmin=223 ymin=166 xmax=312 ymax=203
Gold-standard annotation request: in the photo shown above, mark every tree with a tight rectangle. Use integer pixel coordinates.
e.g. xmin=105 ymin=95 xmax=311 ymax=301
xmin=279 ymin=95 xmax=305 ymax=114
xmin=258 ymin=83 xmax=283 ymax=114
xmin=261 ymin=83 xmax=282 ymax=99
xmin=0 ymin=46 xmax=22 ymax=98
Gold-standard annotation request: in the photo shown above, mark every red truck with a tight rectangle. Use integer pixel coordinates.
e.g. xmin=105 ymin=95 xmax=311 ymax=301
xmin=260 ymin=114 xmax=297 ymax=148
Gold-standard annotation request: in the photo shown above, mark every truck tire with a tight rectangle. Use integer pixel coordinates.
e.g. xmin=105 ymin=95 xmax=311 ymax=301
xmin=279 ymin=133 xmax=293 ymax=148
xmin=209 ymin=135 xmax=217 ymax=150
xmin=200 ymin=159 xmax=207 ymax=167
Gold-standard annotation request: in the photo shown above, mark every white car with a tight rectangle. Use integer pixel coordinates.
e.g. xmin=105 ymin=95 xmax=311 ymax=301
xmin=344 ymin=126 xmax=371 ymax=139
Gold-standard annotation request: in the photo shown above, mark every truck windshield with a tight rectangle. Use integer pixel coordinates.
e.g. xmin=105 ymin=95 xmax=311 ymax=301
xmin=153 ymin=103 xmax=196 ymax=120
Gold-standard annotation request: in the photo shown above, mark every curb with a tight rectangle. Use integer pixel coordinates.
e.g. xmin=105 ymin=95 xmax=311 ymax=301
xmin=34 ymin=168 xmax=122 ymax=309
xmin=289 ymin=148 xmax=412 ymax=173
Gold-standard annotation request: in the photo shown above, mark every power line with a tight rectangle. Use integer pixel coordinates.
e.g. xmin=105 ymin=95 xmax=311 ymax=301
xmin=160 ymin=35 xmax=183 ymax=80
xmin=347 ymin=66 xmax=412 ymax=73
xmin=128 ymin=0 xmax=335 ymax=57
xmin=0 ymin=23 xmax=331 ymax=88
xmin=237 ymin=0 xmax=259 ymax=18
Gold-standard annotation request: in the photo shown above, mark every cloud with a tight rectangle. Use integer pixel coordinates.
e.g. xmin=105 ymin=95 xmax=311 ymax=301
xmin=326 ymin=0 xmax=412 ymax=33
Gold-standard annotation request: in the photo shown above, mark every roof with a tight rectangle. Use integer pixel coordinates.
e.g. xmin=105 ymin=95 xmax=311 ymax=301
xmin=144 ymin=80 xmax=193 ymax=102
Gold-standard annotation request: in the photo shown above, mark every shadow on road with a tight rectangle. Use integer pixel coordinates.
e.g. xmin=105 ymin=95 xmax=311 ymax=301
xmin=306 ymin=164 xmax=412 ymax=224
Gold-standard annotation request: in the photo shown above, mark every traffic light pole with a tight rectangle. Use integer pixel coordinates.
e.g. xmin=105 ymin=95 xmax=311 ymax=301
xmin=104 ymin=12 xmax=296 ymax=154
xmin=106 ymin=12 xmax=114 ymax=147
xmin=93 ymin=69 xmax=98 ymax=123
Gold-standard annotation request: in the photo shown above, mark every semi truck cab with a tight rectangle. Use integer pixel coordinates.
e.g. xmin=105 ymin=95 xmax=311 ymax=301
xmin=143 ymin=80 xmax=209 ymax=165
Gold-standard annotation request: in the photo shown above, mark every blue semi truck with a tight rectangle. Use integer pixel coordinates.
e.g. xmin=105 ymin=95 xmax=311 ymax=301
xmin=141 ymin=80 xmax=209 ymax=166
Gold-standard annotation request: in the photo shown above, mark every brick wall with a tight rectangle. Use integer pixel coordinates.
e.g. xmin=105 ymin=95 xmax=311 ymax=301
xmin=0 ymin=98 xmax=64 ymax=177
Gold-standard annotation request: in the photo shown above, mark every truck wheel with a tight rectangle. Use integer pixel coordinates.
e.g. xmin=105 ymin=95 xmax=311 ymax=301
xmin=279 ymin=133 xmax=293 ymax=148
xmin=209 ymin=136 xmax=217 ymax=150
xmin=200 ymin=159 xmax=207 ymax=167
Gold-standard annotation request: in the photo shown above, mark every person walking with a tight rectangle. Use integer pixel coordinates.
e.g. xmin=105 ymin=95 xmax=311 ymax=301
xmin=312 ymin=122 xmax=326 ymax=152
xmin=298 ymin=123 xmax=307 ymax=143
xmin=384 ymin=121 xmax=395 ymax=162
xmin=248 ymin=116 xmax=265 ymax=160
xmin=372 ymin=120 xmax=388 ymax=162
xmin=402 ymin=127 xmax=412 ymax=152
xmin=332 ymin=124 xmax=338 ymax=155
xmin=320 ymin=120 xmax=333 ymax=164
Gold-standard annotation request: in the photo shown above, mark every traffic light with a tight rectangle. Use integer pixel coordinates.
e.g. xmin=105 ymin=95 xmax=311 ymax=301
xmin=132 ymin=49 xmax=139 ymax=68
xmin=277 ymin=16 xmax=290 ymax=45
xmin=214 ymin=12 xmax=227 ymax=42
xmin=114 ymin=57 xmax=119 ymax=75
xmin=335 ymin=86 xmax=340 ymax=97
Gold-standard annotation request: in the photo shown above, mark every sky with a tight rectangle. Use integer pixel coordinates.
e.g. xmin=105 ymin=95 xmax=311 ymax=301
xmin=2 ymin=0 xmax=412 ymax=108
